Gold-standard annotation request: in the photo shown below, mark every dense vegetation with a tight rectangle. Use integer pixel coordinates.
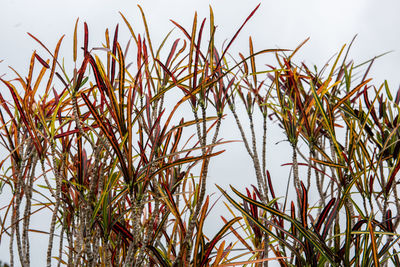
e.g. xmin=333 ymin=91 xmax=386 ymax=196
xmin=1 ymin=5 xmax=400 ymax=267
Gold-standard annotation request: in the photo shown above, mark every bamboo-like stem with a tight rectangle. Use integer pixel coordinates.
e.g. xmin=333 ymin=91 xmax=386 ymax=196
xmin=41 ymin=159 xmax=56 ymax=199
xmin=10 ymin=135 xmax=28 ymax=266
xmin=312 ymin=147 xmax=326 ymax=217
xmin=328 ymin=179 xmax=335 ymax=249
xmin=292 ymin=144 xmax=301 ymax=193
xmin=75 ymin=209 xmax=85 ymax=265
xmin=306 ymin=149 xmax=312 ymax=192
xmin=106 ymin=243 xmax=113 ymax=266
xmin=21 ymin=151 xmax=37 ymax=267
xmin=393 ymin=184 xmax=400 ymax=229
xmin=67 ymin=219 xmax=74 ymax=267
xmin=47 ymin=140 xmax=63 ymax=267
xmin=84 ymin=204 xmax=94 ymax=266
xmin=10 ymin=175 xmax=22 ymax=267
xmin=92 ymin=230 xmax=101 ymax=265
xmin=248 ymin=112 xmax=268 ymax=201
xmin=10 ymin=211 xmax=14 ymax=267
xmin=230 ymin=105 xmax=270 ymax=204
xmin=262 ymin=114 xmax=268 ymax=192
xmin=14 ymin=139 xmax=33 ymax=266
xmin=57 ymin=226 xmax=65 ymax=267
xmin=126 ymin=196 xmax=145 ymax=265
xmin=135 ymin=191 xmax=161 ymax=267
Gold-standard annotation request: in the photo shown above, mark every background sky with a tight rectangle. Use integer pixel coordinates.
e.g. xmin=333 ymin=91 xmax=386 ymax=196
xmin=1 ymin=0 xmax=400 ymax=265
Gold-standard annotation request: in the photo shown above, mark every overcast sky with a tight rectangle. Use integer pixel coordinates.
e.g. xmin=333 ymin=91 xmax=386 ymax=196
xmin=1 ymin=0 xmax=400 ymax=265
xmin=2 ymin=0 xmax=400 ymax=87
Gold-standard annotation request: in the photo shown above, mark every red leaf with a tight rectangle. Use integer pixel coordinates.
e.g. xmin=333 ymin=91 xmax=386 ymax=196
xmin=314 ymin=198 xmax=336 ymax=233
xmin=34 ymin=53 xmax=50 ymax=69
xmin=111 ymin=24 xmax=119 ymax=84
xmin=84 ymin=22 xmax=89 ymax=55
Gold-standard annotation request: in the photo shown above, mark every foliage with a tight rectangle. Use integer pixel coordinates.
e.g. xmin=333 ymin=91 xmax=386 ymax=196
xmin=1 ymin=4 xmax=399 ymax=267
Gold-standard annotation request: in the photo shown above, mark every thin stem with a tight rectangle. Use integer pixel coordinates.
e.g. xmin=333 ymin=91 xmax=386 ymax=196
xmin=47 ymin=140 xmax=63 ymax=267
xmin=248 ymin=112 xmax=268 ymax=201
xmin=262 ymin=114 xmax=268 ymax=193
xmin=292 ymin=144 xmax=300 ymax=192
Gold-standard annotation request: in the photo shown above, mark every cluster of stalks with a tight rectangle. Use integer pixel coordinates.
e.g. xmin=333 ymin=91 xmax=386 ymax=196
xmin=1 ymin=4 xmax=400 ymax=267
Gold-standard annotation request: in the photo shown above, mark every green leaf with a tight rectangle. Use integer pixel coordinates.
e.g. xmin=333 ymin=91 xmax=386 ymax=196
xmin=220 ymin=185 xmax=339 ymax=266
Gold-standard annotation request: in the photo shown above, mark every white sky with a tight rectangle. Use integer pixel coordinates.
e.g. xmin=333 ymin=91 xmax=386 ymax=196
xmin=1 ymin=0 xmax=400 ymax=265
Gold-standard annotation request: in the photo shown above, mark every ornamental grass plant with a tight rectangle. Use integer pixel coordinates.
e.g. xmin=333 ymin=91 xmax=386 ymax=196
xmin=1 ymin=4 xmax=400 ymax=267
